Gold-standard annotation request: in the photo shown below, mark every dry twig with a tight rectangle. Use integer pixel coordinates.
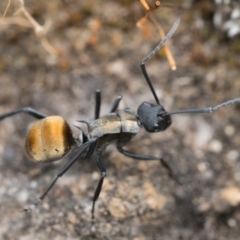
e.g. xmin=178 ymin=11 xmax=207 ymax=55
xmin=2 ymin=0 xmax=11 ymax=18
xmin=138 ymin=0 xmax=177 ymax=70
xmin=0 ymin=0 xmax=57 ymax=56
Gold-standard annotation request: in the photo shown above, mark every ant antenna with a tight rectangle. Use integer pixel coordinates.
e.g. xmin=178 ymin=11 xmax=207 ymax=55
xmin=141 ymin=17 xmax=180 ymax=105
xmin=165 ymin=98 xmax=240 ymax=116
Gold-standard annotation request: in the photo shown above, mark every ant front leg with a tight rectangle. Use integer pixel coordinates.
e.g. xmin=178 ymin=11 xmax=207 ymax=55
xmin=117 ymin=145 xmax=180 ymax=184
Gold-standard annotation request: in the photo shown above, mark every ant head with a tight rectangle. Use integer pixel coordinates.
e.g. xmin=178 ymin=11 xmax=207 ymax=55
xmin=137 ymin=102 xmax=171 ymax=133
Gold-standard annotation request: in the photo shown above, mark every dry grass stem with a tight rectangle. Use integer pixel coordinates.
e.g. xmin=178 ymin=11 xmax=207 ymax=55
xmin=0 ymin=0 xmax=58 ymax=56
xmin=2 ymin=0 xmax=11 ymax=18
xmin=138 ymin=0 xmax=177 ymax=70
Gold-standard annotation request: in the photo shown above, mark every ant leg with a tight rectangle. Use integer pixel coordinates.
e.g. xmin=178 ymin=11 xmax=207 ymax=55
xmin=118 ymin=145 xmax=161 ymax=160
xmin=91 ymin=150 xmax=107 ymax=232
xmin=94 ymin=90 xmax=122 ymax=117
xmin=117 ymin=146 xmax=179 ymax=184
xmin=94 ymin=89 xmax=101 ymax=119
xmin=24 ymin=138 xmax=98 ymax=212
xmin=109 ymin=96 xmax=122 ymax=113
xmin=0 ymin=107 xmax=47 ymax=120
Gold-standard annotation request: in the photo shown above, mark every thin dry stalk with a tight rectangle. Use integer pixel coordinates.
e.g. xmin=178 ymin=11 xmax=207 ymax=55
xmin=138 ymin=0 xmax=177 ymax=70
xmin=2 ymin=0 xmax=11 ymax=18
xmin=0 ymin=0 xmax=58 ymax=56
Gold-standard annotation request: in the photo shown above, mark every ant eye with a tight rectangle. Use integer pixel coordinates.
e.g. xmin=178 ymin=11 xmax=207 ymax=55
xmin=157 ymin=114 xmax=164 ymax=121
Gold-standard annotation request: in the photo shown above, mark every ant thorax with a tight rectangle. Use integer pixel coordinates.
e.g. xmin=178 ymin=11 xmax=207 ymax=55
xmin=80 ymin=108 xmax=141 ymax=141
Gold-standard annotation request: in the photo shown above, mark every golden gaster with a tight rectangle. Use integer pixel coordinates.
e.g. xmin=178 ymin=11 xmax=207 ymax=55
xmin=25 ymin=116 xmax=74 ymax=163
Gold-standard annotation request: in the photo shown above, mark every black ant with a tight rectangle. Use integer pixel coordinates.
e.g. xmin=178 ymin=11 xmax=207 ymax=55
xmin=0 ymin=18 xmax=239 ymax=231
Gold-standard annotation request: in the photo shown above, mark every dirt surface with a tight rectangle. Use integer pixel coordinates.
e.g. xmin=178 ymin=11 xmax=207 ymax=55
xmin=0 ymin=1 xmax=240 ymax=240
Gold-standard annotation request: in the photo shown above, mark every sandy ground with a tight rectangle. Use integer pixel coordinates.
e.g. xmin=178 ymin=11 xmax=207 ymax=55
xmin=0 ymin=1 xmax=240 ymax=239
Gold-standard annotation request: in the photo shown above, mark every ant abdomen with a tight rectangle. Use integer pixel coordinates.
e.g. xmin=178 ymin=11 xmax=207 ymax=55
xmin=25 ymin=116 xmax=74 ymax=163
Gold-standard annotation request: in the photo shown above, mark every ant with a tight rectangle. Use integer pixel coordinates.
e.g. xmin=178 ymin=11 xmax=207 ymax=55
xmin=0 ymin=18 xmax=239 ymax=231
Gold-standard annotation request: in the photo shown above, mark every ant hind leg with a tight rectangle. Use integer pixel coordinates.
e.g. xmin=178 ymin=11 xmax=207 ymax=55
xmin=91 ymin=150 xmax=107 ymax=233
xmin=0 ymin=107 xmax=47 ymax=120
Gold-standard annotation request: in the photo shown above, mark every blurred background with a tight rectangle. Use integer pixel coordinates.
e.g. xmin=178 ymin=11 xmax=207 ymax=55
xmin=0 ymin=0 xmax=240 ymax=239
